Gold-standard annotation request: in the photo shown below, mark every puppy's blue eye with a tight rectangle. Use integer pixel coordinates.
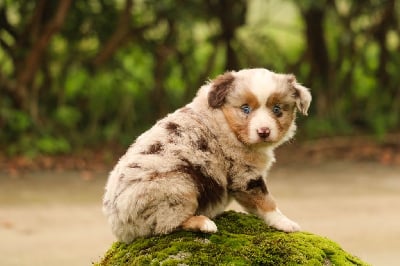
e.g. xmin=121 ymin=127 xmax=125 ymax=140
xmin=241 ymin=104 xmax=251 ymax=114
xmin=272 ymin=105 xmax=281 ymax=115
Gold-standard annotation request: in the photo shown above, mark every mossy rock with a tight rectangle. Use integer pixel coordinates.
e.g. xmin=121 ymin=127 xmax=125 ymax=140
xmin=95 ymin=211 xmax=369 ymax=266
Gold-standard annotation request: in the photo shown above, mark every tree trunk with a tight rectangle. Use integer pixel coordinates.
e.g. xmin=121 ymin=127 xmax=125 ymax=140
xmin=14 ymin=0 xmax=72 ymax=114
xmin=372 ymin=0 xmax=395 ymax=89
xmin=301 ymin=5 xmax=331 ymax=117
xmin=90 ymin=0 xmax=133 ymax=69
xmin=211 ymin=0 xmax=246 ymax=71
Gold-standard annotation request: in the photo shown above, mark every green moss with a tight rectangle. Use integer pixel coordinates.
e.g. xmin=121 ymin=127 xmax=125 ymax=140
xmin=95 ymin=211 xmax=369 ymax=266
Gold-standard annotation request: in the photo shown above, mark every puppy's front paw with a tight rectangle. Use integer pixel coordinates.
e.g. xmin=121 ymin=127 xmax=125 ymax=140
xmin=264 ymin=209 xmax=300 ymax=232
xmin=272 ymin=216 xmax=300 ymax=232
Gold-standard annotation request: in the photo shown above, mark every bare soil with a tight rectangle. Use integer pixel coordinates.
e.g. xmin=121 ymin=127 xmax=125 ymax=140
xmin=1 ymin=159 xmax=399 ymax=266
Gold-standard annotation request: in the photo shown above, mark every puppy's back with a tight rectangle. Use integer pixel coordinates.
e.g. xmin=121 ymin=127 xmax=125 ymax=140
xmin=102 ymin=107 xmax=229 ymax=242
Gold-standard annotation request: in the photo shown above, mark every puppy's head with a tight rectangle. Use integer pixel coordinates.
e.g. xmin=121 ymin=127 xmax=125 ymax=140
xmin=208 ymin=68 xmax=311 ymax=146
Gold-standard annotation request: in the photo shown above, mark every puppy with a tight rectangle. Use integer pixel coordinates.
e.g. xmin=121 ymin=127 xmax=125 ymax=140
xmin=103 ymin=68 xmax=311 ymax=243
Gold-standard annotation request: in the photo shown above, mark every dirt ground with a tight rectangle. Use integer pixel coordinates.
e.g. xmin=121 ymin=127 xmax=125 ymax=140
xmin=1 ymin=159 xmax=399 ymax=266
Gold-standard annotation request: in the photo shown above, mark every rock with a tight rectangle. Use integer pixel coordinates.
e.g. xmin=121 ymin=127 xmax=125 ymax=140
xmin=95 ymin=211 xmax=369 ymax=265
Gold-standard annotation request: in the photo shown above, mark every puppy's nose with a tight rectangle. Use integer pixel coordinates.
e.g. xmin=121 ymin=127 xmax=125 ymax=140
xmin=257 ymin=127 xmax=270 ymax=138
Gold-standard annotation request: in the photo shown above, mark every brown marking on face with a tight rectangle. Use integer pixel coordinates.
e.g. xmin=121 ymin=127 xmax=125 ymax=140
xmin=165 ymin=122 xmax=181 ymax=136
xmin=221 ymin=89 xmax=260 ymax=144
xmin=178 ymin=159 xmax=224 ymax=212
xmin=140 ymin=141 xmax=164 ymax=155
xmin=222 ymin=107 xmax=249 ymax=144
xmin=208 ymin=72 xmax=235 ymax=108
xmin=266 ymin=91 xmax=296 ymax=140
xmin=243 ymin=88 xmax=260 ymax=110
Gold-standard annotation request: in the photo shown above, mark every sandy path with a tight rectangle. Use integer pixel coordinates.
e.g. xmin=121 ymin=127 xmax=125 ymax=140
xmin=1 ymin=161 xmax=399 ymax=266
xmin=0 ymin=172 xmax=114 ymax=266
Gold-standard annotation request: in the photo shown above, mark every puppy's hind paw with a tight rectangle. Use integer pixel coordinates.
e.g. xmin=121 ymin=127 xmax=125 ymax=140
xmin=181 ymin=215 xmax=218 ymax=233
xmin=200 ymin=219 xmax=218 ymax=233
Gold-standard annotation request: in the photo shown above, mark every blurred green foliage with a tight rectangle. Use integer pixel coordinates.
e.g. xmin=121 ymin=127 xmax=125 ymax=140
xmin=0 ymin=0 xmax=399 ymax=156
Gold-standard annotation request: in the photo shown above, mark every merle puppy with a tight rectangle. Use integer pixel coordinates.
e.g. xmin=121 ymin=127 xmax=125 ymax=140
xmin=103 ymin=68 xmax=312 ymax=243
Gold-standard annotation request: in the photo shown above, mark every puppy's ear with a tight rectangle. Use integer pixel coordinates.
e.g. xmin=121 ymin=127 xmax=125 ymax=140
xmin=288 ymin=74 xmax=312 ymax=116
xmin=208 ymin=72 xmax=235 ymax=108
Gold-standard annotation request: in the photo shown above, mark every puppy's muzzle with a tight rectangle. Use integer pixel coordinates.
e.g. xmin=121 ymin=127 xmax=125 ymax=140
xmin=257 ymin=127 xmax=270 ymax=139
